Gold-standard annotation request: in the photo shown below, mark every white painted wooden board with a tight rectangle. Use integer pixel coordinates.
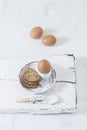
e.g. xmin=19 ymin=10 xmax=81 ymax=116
xmin=0 ymin=54 xmax=77 ymax=114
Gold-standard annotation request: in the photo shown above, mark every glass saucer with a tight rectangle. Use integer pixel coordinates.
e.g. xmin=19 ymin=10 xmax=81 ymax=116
xmin=19 ymin=61 xmax=56 ymax=94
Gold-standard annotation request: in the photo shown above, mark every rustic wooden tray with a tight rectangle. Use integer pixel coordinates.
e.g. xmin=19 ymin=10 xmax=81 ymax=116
xmin=0 ymin=54 xmax=77 ymax=114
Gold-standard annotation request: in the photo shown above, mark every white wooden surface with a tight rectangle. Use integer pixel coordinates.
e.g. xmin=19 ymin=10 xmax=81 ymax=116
xmin=0 ymin=0 xmax=87 ymax=129
xmin=0 ymin=54 xmax=76 ymax=114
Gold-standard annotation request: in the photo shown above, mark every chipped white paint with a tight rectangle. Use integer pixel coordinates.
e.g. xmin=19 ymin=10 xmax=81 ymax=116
xmin=0 ymin=54 xmax=77 ymax=114
xmin=0 ymin=0 xmax=87 ymax=129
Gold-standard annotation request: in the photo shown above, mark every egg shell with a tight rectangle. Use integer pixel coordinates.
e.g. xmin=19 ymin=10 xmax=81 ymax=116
xmin=30 ymin=26 xmax=43 ymax=39
xmin=42 ymin=35 xmax=56 ymax=46
xmin=38 ymin=59 xmax=51 ymax=74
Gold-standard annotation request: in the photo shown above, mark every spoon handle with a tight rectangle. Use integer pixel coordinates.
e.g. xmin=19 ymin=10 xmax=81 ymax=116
xmin=16 ymin=98 xmax=43 ymax=103
xmin=16 ymin=98 xmax=30 ymax=103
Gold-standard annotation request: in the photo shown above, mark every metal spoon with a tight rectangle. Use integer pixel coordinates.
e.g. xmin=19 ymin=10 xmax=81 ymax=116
xmin=16 ymin=95 xmax=58 ymax=105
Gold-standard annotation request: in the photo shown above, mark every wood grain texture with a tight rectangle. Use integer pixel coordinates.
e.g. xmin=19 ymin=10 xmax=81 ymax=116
xmin=0 ymin=54 xmax=77 ymax=114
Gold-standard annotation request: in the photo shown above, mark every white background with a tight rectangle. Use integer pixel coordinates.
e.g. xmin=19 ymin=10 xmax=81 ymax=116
xmin=0 ymin=0 xmax=87 ymax=129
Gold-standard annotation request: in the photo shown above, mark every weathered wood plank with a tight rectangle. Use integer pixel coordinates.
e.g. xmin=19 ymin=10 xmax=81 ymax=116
xmin=0 ymin=54 xmax=77 ymax=114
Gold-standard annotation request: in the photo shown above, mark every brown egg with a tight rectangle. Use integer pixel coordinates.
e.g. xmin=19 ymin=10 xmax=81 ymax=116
xmin=42 ymin=35 xmax=56 ymax=46
xmin=38 ymin=59 xmax=51 ymax=74
xmin=30 ymin=26 xmax=43 ymax=39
